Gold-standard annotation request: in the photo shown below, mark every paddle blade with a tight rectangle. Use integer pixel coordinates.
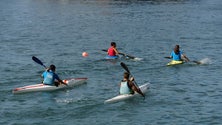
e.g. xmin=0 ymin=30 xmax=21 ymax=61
xmin=120 ymin=62 xmax=130 ymax=74
xmin=32 ymin=56 xmax=46 ymax=68
xmin=102 ymin=49 xmax=107 ymax=52
xmin=164 ymin=57 xmax=171 ymax=59
xmin=119 ymin=52 xmax=135 ymax=59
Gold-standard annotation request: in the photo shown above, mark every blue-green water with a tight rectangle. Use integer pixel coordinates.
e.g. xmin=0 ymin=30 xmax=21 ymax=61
xmin=1 ymin=0 xmax=222 ymax=124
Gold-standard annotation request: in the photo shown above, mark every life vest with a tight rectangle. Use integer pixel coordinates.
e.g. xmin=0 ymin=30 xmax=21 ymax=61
xmin=108 ymin=47 xmax=116 ymax=56
xmin=42 ymin=71 xmax=59 ymax=85
xmin=120 ymin=81 xmax=134 ymax=94
xmin=42 ymin=71 xmax=54 ymax=85
xmin=171 ymin=51 xmax=182 ymax=61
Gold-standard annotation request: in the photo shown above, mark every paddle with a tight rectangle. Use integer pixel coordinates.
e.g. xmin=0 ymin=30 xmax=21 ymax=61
xmin=120 ymin=62 xmax=145 ymax=98
xmin=32 ymin=56 xmax=68 ymax=86
xmin=164 ymin=57 xmax=201 ymax=64
xmin=102 ymin=49 xmax=135 ymax=59
xmin=32 ymin=56 xmax=47 ymax=69
xmin=164 ymin=56 xmax=171 ymax=59
xmin=102 ymin=49 xmax=108 ymax=53
xmin=119 ymin=52 xmax=135 ymax=59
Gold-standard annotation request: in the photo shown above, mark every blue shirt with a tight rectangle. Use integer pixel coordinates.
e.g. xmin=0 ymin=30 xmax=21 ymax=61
xmin=41 ymin=70 xmax=60 ymax=85
xmin=171 ymin=51 xmax=183 ymax=61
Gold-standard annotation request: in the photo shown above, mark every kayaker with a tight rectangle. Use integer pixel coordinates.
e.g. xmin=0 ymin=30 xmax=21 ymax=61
xmin=107 ymin=42 xmax=120 ymax=57
xmin=169 ymin=45 xmax=190 ymax=62
xmin=119 ymin=72 xmax=145 ymax=97
xmin=41 ymin=64 xmax=66 ymax=87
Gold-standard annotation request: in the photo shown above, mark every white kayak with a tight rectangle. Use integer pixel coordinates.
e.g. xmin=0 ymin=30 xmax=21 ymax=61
xmin=13 ymin=78 xmax=87 ymax=94
xmin=104 ymin=83 xmax=150 ymax=104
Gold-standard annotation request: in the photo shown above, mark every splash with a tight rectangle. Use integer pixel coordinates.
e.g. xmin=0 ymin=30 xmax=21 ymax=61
xmin=55 ymin=97 xmax=87 ymax=104
xmin=133 ymin=57 xmax=143 ymax=61
xmin=124 ymin=56 xmax=143 ymax=61
xmin=55 ymin=98 xmax=76 ymax=103
xmin=199 ymin=58 xmax=212 ymax=64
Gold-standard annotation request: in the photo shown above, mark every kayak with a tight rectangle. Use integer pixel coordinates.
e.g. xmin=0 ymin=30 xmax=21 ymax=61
xmin=105 ymin=55 xmax=119 ymax=60
xmin=167 ymin=60 xmax=184 ymax=66
xmin=12 ymin=78 xmax=87 ymax=94
xmin=104 ymin=83 xmax=150 ymax=104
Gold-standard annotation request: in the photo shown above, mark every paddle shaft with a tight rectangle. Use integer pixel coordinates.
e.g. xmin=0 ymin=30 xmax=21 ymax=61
xmin=102 ymin=49 xmax=135 ymax=59
xmin=164 ymin=57 xmax=201 ymax=64
xmin=120 ymin=62 xmax=139 ymax=87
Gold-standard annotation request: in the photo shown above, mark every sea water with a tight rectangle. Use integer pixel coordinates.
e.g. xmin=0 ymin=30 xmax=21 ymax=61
xmin=1 ymin=0 xmax=222 ymax=124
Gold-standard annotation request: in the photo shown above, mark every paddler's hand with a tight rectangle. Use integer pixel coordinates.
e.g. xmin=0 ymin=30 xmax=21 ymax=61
xmin=130 ymin=77 xmax=134 ymax=81
xmin=61 ymin=82 xmax=68 ymax=86
xmin=46 ymin=67 xmax=50 ymax=71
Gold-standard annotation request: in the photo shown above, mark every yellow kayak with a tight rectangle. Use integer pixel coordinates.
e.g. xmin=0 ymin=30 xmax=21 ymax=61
xmin=167 ymin=60 xmax=184 ymax=66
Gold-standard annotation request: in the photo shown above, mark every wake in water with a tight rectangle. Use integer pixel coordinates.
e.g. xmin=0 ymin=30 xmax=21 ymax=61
xmin=55 ymin=97 xmax=88 ymax=104
xmin=122 ymin=56 xmax=143 ymax=61
xmin=132 ymin=57 xmax=143 ymax=61
xmin=199 ymin=58 xmax=212 ymax=64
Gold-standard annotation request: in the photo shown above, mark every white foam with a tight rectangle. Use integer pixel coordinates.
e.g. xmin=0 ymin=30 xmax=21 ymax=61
xmin=199 ymin=58 xmax=212 ymax=64
xmin=133 ymin=57 xmax=143 ymax=61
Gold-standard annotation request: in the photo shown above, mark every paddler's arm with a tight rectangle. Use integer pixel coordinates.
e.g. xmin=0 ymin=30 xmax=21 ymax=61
xmin=135 ymin=85 xmax=145 ymax=97
xmin=131 ymin=83 xmax=145 ymax=97
xmin=55 ymin=74 xmax=67 ymax=86
xmin=58 ymin=79 xmax=67 ymax=86
xmin=113 ymin=47 xmax=120 ymax=55
xmin=164 ymin=56 xmax=172 ymax=59
xmin=106 ymin=49 xmax=108 ymax=55
xmin=182 ymin=54 xmax=190 ymax=62
xmin=129 ymin=78 xmax=145 ymax=98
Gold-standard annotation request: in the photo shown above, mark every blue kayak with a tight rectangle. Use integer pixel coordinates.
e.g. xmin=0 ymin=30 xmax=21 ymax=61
xmin=105 ymin=55 xmax=119 ymax=60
